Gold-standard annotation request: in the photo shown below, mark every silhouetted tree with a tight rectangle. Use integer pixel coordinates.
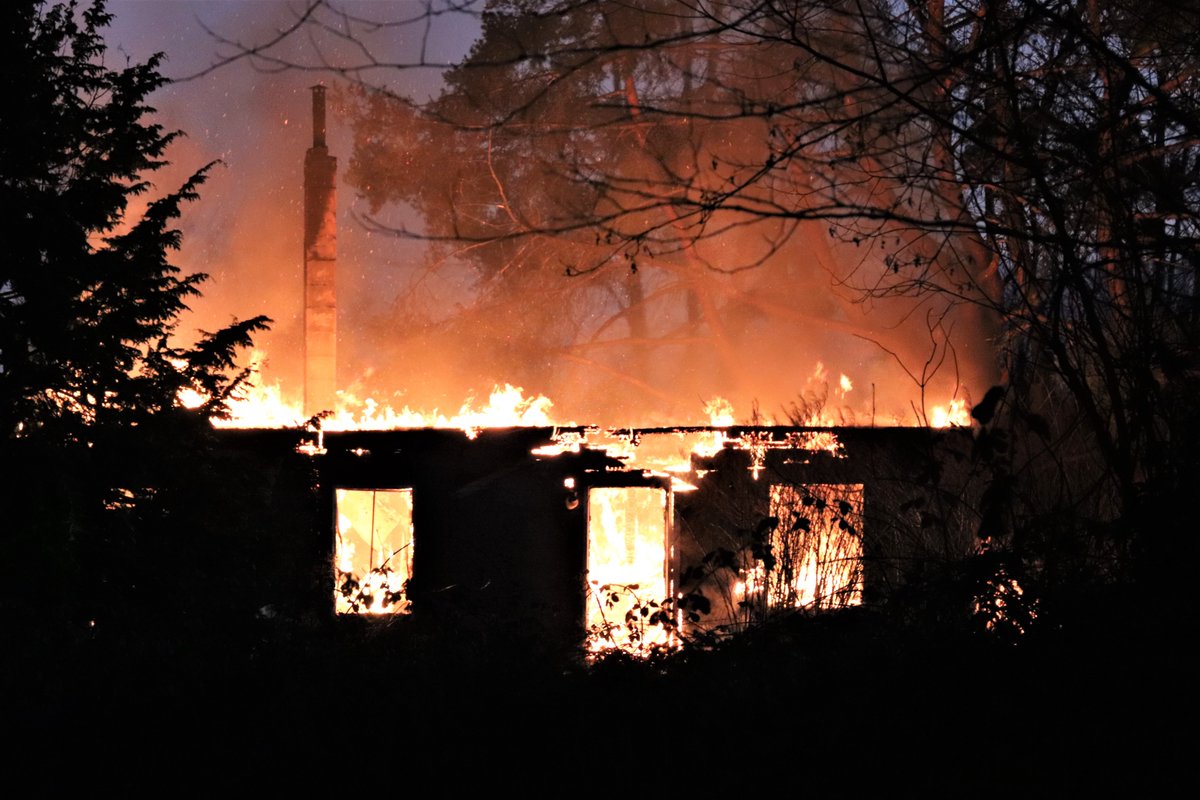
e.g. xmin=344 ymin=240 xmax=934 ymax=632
xmin=0 ymin=0 xmax=273 ymax=632
xmin=0 ymin=0 xmax=269 ymax=441
xmin=340 ymin=0 xmax=995 ymax=420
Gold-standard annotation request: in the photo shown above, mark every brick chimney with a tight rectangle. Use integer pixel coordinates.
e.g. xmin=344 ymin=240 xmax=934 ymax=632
xmin=304 ymin=84 xmax=337 ymax=416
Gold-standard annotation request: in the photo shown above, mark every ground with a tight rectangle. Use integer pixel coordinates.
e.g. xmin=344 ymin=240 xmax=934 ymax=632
xmin=5 ymin=592 xmax=1192 ymax=791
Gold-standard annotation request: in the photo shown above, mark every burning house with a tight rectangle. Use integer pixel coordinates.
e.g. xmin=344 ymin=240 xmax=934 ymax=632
xmin=204 ymin=88 xmax=982 ymax=654
xmin=314 ymin=423 xmax=974 ymax=652
xmin=212 ymin=418 xmax=973 ymax=653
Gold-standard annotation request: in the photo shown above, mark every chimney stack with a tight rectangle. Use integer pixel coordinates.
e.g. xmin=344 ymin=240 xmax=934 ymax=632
xmin=303 ymin=84 xmax=337 ymax=416
xmin=312 ymin=84 xmax=327 ymax=147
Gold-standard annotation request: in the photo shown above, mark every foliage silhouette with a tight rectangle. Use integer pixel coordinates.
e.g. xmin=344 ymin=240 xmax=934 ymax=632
xmin=0 ymin=0 xmax=272 ymax=636
xmin=0 ymin=0 xmax=270 ymax=441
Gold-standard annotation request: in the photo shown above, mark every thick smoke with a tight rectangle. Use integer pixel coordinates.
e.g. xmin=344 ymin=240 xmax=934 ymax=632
xmin=107 ymin=1 xmax=997 ymax=427
xmin=104 ymin=1 xmax=472 ymax=401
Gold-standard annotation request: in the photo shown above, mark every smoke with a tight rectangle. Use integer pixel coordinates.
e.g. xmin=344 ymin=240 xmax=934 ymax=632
xmin=104 ymin=1 xmax=478 ymax=398
xmin=105 ymin=1 xmax=996 ymax=427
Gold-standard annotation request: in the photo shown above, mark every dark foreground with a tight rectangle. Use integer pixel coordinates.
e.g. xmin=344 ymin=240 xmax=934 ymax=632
xmin=4 ymin=589 xmax=1193 ymax=792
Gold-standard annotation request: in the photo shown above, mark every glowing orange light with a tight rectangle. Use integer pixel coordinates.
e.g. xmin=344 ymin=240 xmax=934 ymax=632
xmin=585 ymin=486 xmax=676 ymax=654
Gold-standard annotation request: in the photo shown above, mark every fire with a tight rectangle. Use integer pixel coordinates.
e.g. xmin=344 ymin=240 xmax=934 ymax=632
xmin=177 ymin=387 xmax=207 ymax=410
xmin=930 ymin=398 xmax=970 ymax=428
xmin=207 ymin=375 xmax=557 ymax=434
xmin=703 ymin=396 xmax=735 ymax=427
xmin=185 ymin=350 xmax=971 ymax=433
xmin=585 ymin=486 xmax=677 ymax=653
xmin=335 ymin=488 xmax=414 ymax=615
xmin=180 ymin=352 xmax=975 ymax=644
xmin=322 ymin=383 xmax=556 ymax=435
xmin=765 ymin=484 xmax=863 ymax=609
xmin=726 ymin=484 xmax=864 ymax=628
xmin=215 ymin=381 xmax=299 ymax=428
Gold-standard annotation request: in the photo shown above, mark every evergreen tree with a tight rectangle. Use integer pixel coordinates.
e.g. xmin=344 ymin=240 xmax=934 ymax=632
xmin=0 ymin=0 xmax=269 ymax=440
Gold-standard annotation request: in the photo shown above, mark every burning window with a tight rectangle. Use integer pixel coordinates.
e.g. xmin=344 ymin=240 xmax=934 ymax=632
xmin=758 ymin=484 xmax=864 ymax=610
xmin=586 ymin=486 xmax=674 ymax=652
xmin=335 ymin=488 xmax=414 ymax=615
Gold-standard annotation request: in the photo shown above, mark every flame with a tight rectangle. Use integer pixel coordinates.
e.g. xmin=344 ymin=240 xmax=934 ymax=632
xmin=324 ymin=384 xmax=556 ymax=435
xmin=718 ymin=485 xmax=865 ymax=639
xmin=585 ymin=486 xmax=678 ymax=654
xmin=711 ymin=483 xmax=867 ymax=625
xmin=207 ymin=376 xmax=558 ymax=434
xmin=767 ymin=484 xmax=863 ymax=609
xmin=930 ymin=398 xmax=970 ymax=428
xmin=215 ymin=381 xmax=301 ymax=428
xmin=335 ymin=488 xmax=414 ymax=615
xmin=176 ymin=387 xmax=207 ymax=410
xmin=186 ymin=351 xmax=969 ymax=433
xmin=703 ymin=396 xmax=735 ymax=427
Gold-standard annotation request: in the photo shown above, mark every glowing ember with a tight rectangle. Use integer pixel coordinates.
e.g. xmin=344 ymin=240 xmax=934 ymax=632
xmin=974 ymin=568 xmax=1039 ymax=636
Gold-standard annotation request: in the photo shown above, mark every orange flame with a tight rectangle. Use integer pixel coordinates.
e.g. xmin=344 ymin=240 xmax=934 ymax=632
xmin=930 ymin=398 xmax=970 ymax=428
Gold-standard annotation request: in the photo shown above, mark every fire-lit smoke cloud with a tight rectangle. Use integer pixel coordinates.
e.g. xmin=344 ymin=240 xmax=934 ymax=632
xmin=105 ymin=1 xmax=994 ymax=428
xmin=104 ymin=1 xmax=477 ymax=396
